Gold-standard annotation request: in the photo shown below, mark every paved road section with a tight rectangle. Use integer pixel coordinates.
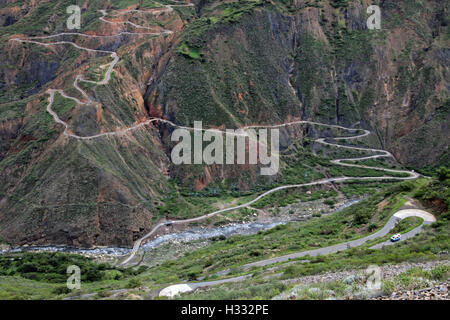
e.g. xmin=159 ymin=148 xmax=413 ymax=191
xmin=11 ymin=2 xmax=429 ymax=281
xmin=159 ymin=208 xmax=436 ymax=297
xmin=120 ymin=129 xmax=420 ymax=265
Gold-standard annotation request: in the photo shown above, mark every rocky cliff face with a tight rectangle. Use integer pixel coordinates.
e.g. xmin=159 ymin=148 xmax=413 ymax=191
xmin=0 ymin=0 xmax=184 ymax=246
xmin=147 ymin=0 xmax=449 ymax=167
xmin=0 ymin=0 xmax=448 ymax=247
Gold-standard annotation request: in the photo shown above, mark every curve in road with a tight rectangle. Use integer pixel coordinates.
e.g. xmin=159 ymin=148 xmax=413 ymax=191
xmin=159 ymin=208 xmax=436 ymax=297
xmin=10 ymin=2 xmax=425 ymax=272
xmin=119 ymin=127 xmax=420 ymax=265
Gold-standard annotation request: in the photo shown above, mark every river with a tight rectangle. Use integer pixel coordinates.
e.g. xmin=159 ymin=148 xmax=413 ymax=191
xmin=1 ymin=198 xmax=363 ymax=257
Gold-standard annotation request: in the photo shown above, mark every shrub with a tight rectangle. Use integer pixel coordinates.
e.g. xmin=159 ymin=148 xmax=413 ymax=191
xmin=382 ymin=279 xmax=395 ymax=294
xmin=249 ymin=250 xmax=261 ymax=257
xmin=126 ymin=278 xmax=142 ymax=289
xmin=283 ymin=265 xmax=297 ymax=278
xmin=430 ymin=265 xmax=449 ymax=280
xmin=52 ymin=286 xmax=71 ymax=295
xmin=97 ymin=290 xmax=111 ymax=298
xmin=18 ymin=262 xmax=38 ymax=273
xmin=104 ymin=270 xmax=123 ymax=280
xmin=0 ymin=252 xmax=116 ymax=283
xmin=84 ymin=268 xmax=102 ymax=282
xmin=437 ymin=167 xmax=450 ymax=181
xmin=354 ymin=211 xmax=370 ymax=225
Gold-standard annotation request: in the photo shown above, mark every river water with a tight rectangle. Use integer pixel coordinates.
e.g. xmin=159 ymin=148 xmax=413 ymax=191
xmin=1 ymin=198 xmax=362 ymax=256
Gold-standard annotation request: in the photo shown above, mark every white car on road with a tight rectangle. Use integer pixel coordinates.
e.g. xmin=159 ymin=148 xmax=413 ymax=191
xmin=390 ymin=233 xmax=401 ymax=242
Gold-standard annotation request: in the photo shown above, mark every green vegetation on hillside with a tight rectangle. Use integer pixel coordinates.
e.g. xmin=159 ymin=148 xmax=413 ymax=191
xmin=0 ymin=252 xmax=114 ymax=283
xmin=0 ymin=175 xmax=447 ymax=300
xmin=140 ymin=179 xmax=446 ymax=283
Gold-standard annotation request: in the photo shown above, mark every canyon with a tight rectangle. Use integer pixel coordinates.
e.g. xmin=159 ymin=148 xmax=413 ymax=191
xmin=0 ymin=0 xmax=448 ymax=248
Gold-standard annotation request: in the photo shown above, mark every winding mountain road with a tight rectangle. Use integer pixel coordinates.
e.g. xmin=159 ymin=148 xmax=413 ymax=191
xmin=10 ymin=2 xmax=428 ymax=281
xmin=159 ymin=209 xmax=436 ymax=297
xmin=119 ymin=126 xmax=420 ymax=265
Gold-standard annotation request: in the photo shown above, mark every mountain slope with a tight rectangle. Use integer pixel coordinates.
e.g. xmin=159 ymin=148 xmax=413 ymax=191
xmin=0 ymin=0 xmax=448 ymax=247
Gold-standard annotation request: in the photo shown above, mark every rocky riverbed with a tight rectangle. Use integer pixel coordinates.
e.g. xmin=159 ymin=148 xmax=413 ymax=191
xmin=1 ymin=197 xmax=363 ymax=262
